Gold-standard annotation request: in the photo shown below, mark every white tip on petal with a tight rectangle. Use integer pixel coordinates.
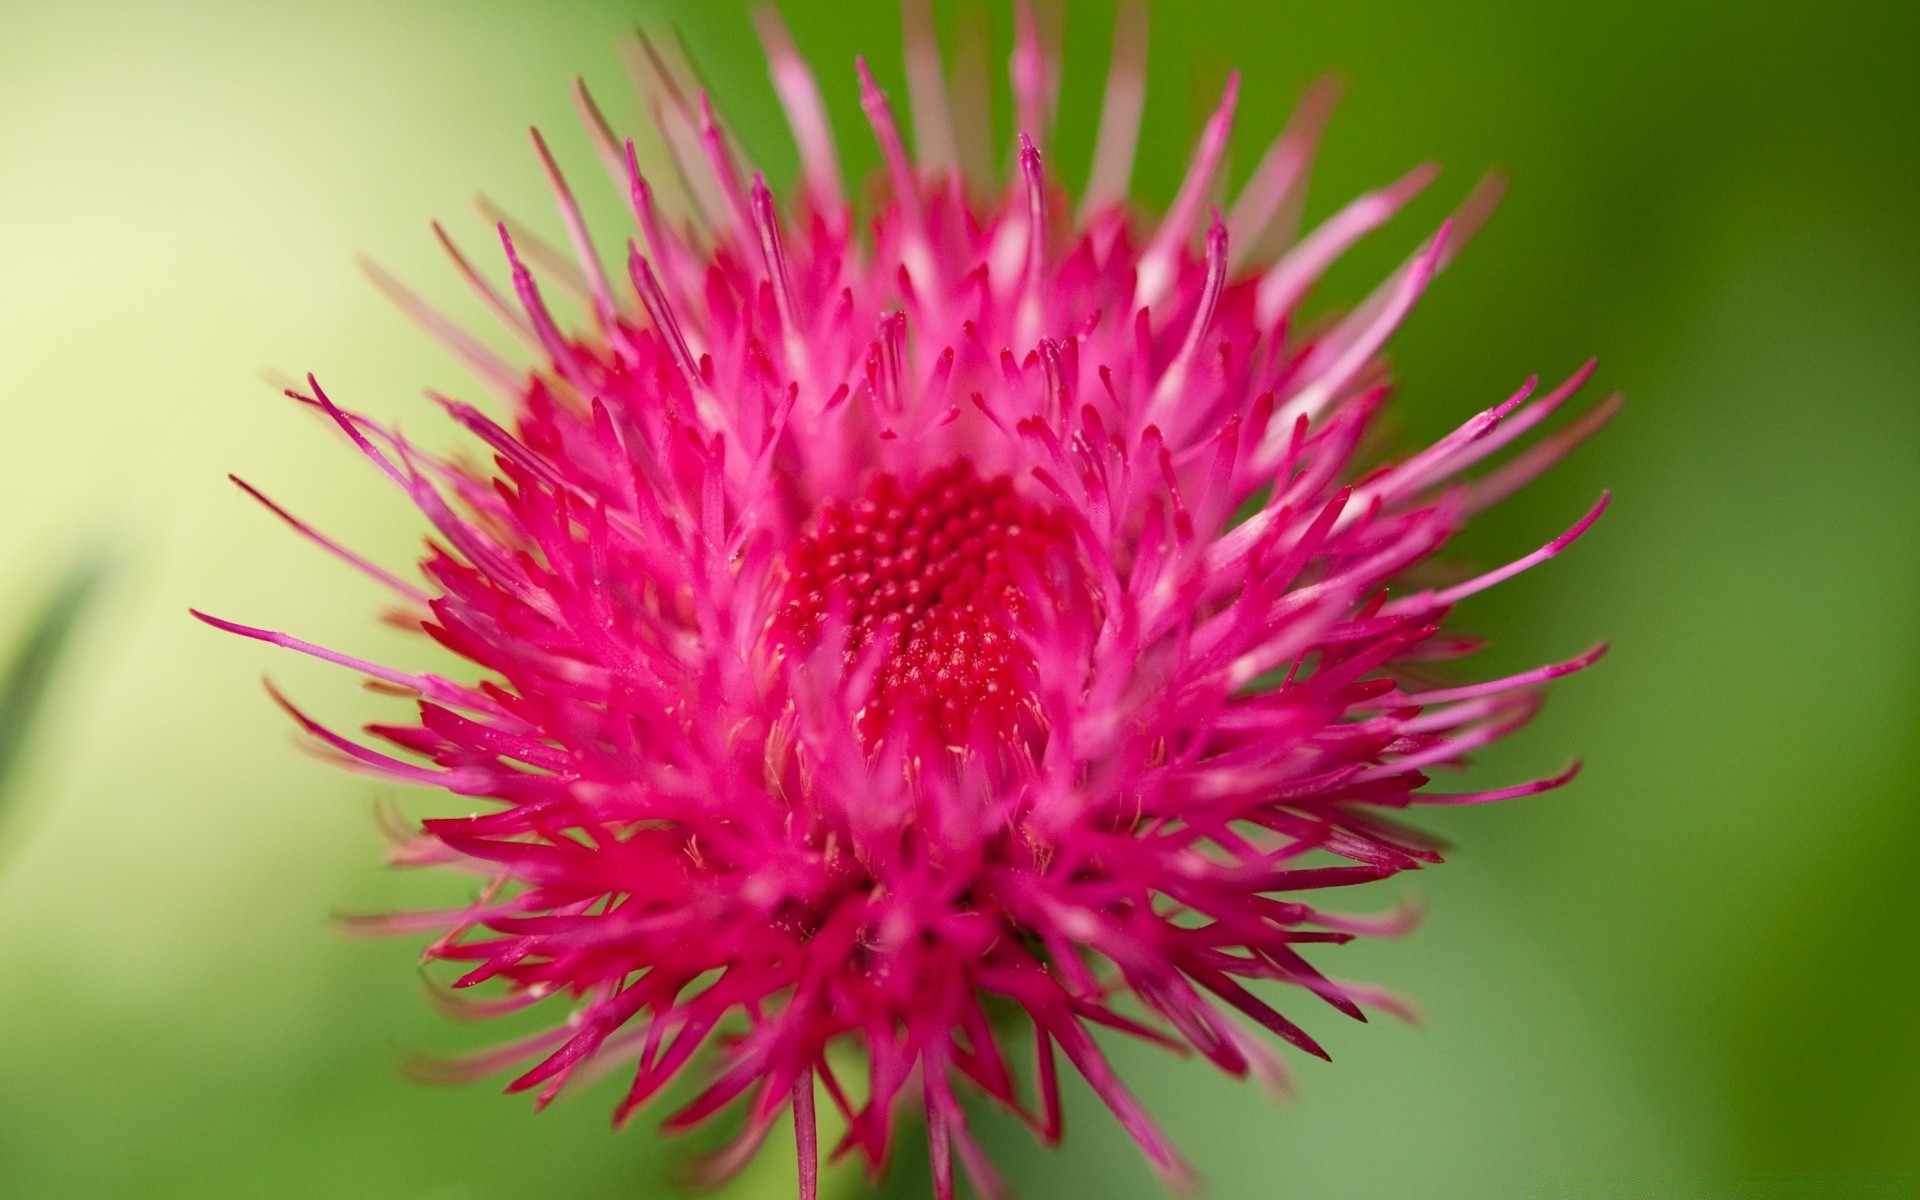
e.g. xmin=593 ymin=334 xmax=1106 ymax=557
xmin=1135 ymin=72 xmax=1240 ymax=312
xmin=900 ymin=0 xmax=959 ymax=173
xmin=1081 ymin=0 xmax=1149 ymax=220
xmin=752 ymin=6 xmax=846 ymax=209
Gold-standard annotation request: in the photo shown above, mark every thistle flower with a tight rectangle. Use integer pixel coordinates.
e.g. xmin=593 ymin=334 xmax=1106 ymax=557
xmin=200 ymin=4 xmax=1614 ymax=1196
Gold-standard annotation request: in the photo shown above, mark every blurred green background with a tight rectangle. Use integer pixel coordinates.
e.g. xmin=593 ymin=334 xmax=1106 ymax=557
xmin=2 ymin=0 xmax=1916 ymax=1196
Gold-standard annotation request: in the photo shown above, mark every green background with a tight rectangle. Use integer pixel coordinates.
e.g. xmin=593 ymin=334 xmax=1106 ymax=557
xmin=1 ymin=1 xmax=1916 ymax=1196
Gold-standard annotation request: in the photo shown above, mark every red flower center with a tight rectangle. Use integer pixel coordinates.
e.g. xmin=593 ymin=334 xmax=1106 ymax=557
xmin=777 ymin=461 xmax=1072 ymax=743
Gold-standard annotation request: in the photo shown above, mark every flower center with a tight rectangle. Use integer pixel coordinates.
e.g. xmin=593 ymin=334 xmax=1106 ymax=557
xmin=776 ymin=462 xmax=1072 ymax=743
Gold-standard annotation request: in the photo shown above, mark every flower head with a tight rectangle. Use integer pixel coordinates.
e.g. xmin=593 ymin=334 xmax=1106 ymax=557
xmin=201 ymin=4 xmax=1612 ymax=1196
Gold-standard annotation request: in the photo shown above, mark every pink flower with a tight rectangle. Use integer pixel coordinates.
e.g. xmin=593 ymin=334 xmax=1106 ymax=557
xmin=200 ymin=4 xmax=1613 ymax=1196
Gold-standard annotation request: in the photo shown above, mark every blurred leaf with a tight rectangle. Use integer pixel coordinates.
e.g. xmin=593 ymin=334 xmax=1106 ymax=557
xmin=0 ymin=550 xmax=111 ymax=814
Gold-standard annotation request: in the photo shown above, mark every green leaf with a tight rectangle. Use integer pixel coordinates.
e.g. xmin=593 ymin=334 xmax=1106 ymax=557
xmin=0 ymin=551 xmax=112 ymax=807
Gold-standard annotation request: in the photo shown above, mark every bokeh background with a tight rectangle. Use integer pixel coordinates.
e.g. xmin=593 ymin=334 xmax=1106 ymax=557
xmin=2 ymin=0 xmax=1916 ymax=1196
